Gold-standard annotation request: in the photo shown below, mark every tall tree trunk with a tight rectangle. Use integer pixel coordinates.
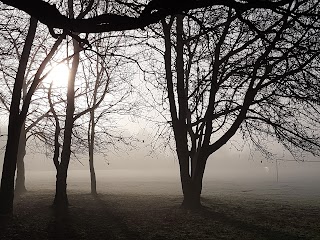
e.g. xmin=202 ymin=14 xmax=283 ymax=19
xmin=89 ymin=110 xmax=97 ymax=196
xmin=175 ymin=14 xmax=204 ymax=209
xmin=89 ymin=150 xmax=97 ymax=196
xmin=15 ymin=125 xmax=27 ymax=195
xmin=15 ymin=52 xmax=29 ymax=196
xmin=87 ymin=61 xmax=101 ymax=196
xmin=0 ymin=17 xmax=37 ymax=214
xmin=53 ymin=37 xmax=80 ymax=209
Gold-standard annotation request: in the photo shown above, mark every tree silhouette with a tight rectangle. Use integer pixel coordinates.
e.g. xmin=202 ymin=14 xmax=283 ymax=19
xmin=0 ymin=17 xmax=38 ymax=214
xmin=0 ymin=0 xmax=320 ymax=213
xmin=0 ymin=13 xmax=61 ymax=195
xmin=144 ymin=3 xmax=320 ymax=208
xmin=0 ymin=0 xmax=294 ymax=33
xmin=0 ymin=17 xmax=66 ymax=213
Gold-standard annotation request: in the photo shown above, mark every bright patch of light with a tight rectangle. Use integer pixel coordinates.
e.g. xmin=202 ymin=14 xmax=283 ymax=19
xmin=44 ymin=64 xmax=70 ymax=88
xmin=264 ymin=167 xmax=270 ymax=173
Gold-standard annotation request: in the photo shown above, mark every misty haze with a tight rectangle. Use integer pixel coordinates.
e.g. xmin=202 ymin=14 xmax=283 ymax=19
xmin=7 ymin=141 xmax=320 ymax=198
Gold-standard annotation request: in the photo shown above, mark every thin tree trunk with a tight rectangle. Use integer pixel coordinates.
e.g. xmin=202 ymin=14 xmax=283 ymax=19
xmin=15 ymin=51 xmax=29 ymax=195
xmin=0 ymin=17 xmax=37 ymax=214
xmin=15 ymin=125 xmax=27 ymax=195
xmin=89 ymin=110 xmax=97 ymax=196
xmin=53 ymin=35 xmax=80 ymax=209
xmin=88 ymin=60 xmax=100 ymax=196
xmin=48 ymin=83 xmax=61 ymax=171
xmin=89 ymin=150 xmax=97 ymax=196
xmin=89 ymin=164 xmax=97 ymax=196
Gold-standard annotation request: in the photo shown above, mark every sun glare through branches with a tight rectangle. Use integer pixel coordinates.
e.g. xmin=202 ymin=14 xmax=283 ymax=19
xmin=44 ymin=63 xmax=70 ymax=88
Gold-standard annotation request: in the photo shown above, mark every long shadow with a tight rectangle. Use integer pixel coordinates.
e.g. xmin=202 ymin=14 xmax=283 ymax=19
xmin=197 ymin=197 xmax=307 ymax=240
xmin=0 ymin=213 xmax=14 ymax=240
xmin=47 ymin=206 xmax=84 ymax=240
xmin=46 ymin=194 xmax=141 ymax=240
xmin=91 ymin=194 xmax=142 ymax=240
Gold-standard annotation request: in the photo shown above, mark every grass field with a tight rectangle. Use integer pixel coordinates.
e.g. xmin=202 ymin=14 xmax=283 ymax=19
xmin=1 ymin=174 xmax=319 ymax=240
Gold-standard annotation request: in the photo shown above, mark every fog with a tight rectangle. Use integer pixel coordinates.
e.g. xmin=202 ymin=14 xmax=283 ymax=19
xmin=0 ymin=127 xmax=319 ymax=201
xmin=1 ymin=143 xmax=319 ymax=201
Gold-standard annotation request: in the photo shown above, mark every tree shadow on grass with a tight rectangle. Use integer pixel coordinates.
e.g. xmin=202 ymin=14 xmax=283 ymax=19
xmin=196 ymin=198 xmax=307 ymax=240
xmin=0 ymin=213 xmax=14 ymax=240
xmin=91 ymin=194 xmax=142 ymax=240
xmin=46 ymin=194 xmax=141 ymax=240
xmin=47 ymin=206 xmax=80 ymax=240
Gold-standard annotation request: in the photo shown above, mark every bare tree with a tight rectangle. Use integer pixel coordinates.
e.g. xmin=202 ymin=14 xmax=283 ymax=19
xmin=49 ymin=0 xmax=131 ymax=208
xmin=1 ymin=0 xmax=319 ymax=214
xmin=142 ymin=3 xmax=320 ymax=208
xmin=0 ymin=10 xmax=29 ymax=194
xmin=83 ymin=42 xmax=136 ymax=196
xmin=0 ymin=14 xmax=67 ymax=213
xmin=0 ymin=16 xmax=38 ymax=214
xmin=0 ymin=12 xmax=62 ymax=194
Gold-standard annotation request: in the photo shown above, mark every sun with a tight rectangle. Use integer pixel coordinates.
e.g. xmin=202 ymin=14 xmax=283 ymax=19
xmin=44 ymin=63 xmax=70 ymax=88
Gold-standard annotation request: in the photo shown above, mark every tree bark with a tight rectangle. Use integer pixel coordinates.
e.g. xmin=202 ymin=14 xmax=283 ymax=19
xmin=15 ymin=49 xmax=29 ymax=196
xmin=175 ymin=15 xmax=205 ymax=209
xmin=89 ymin=155 xmax=97 ymax=196
xmin=89 ymin=112 xmax=97 ymax=196
xmin=53 ymin=166 xmax=69 ymax=209
xmin=180 ymin=155 xmax=207 ymax=209
xmin=88 ymin=78 xmax=98 ymax=196
xmin=15 ymin=125 xmax=27 ymax=195
xmin=162 ymin=16 xmax=206 ymax=210
xmin=180 ymin=178 xmax=202 ymax=209
xmin=0 ymin=17 xmax=37 ymax=214
xmin=53 ymin=34 xmax=79 ymax=209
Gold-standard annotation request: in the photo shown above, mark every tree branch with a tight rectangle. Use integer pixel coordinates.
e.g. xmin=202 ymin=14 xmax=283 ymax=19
xmin=0 ymin=0 xmax=294 ymax=33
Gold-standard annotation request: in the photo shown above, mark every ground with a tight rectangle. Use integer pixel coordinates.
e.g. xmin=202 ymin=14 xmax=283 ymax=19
xmin=0 ymin=190 xmax=319 ymax=240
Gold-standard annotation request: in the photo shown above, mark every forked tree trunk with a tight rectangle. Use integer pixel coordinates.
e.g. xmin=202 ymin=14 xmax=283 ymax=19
xmin=0 ymin=18 xmax=37 ymax=214
xmin=15 ymin=48 xmax=29 ymax=196
xmin=52 ymin=114 xmax=73 ymax=210
xmin=52 ymin=34 xmax=79 ymax=209
xmin=179 ymin=152 xmax=207 ymax=209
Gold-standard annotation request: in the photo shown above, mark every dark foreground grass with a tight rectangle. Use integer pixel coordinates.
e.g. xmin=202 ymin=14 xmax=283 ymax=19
xmin=0 ymin=190 xmax=319 ymax=240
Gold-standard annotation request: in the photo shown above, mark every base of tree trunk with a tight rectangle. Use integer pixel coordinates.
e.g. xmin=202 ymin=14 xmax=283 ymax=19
xmin=91 ymin=190 xmax=98 ymax=197
xmin=0 ymin=192 xmax=14 ymax=215
xmin=14 ymin=186 xmax=27 ymax=196
xmin=53 ymin=172 xmax=69 ymax=211
xmin=52 ymin=194 xmax=69 ymax=212
xmin=180 ymin=194 xmax=203 ymax=210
